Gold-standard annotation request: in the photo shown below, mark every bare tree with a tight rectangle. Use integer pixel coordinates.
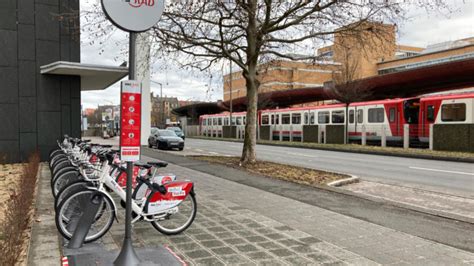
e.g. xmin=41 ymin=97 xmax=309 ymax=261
xmin=79 ymin=0 xmax=450 ymax=165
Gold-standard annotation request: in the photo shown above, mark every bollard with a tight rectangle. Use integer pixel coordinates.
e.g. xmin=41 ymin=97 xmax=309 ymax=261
xmin=381 ymin=125 xmax=387 ymax=147
xmin=361 ymin=126 xmax=366 ymax=146
xmin=403 ymin=124 xmax=409 ymax=149
xmin=429 ymin=124 xmax=434 ymax=150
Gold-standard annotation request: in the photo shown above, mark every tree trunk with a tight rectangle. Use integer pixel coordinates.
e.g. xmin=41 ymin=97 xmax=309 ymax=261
xmin=240 ymin=0 xmax=259 ymax=165
xmin=241 ymin=63 xmax=259 ymax=165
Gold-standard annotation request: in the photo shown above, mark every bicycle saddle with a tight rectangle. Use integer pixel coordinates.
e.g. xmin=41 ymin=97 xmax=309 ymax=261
xmin=147 ymin=161 xmax=168 ymax=168
xmin=134 ymin=162 xmax=153 ymax=169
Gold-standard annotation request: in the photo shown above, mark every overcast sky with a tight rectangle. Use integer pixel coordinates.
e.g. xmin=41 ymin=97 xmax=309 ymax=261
xmin=81 ymin=0 xmax=474 ymax=109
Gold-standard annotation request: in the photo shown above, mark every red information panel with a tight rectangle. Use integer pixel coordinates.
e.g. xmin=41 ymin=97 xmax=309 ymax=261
xmin=120 ymin=80 xmax=142 ymax=162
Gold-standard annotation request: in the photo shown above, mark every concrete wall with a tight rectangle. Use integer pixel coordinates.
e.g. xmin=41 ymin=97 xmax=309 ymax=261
xmin=0 ymin=0 xmax=80 ymax=162
xmin=433 ymin=124 xmax=474 ymax=153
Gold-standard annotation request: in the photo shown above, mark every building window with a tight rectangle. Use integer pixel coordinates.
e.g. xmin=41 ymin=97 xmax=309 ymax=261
xmin=389 ymin=108 xmax=396 ymax=122
xmin=427 ymin=105 xmax=435 ymax=122
xmin=349 ymin=110 xmax=355 ymax=124
xmin=292 ymin=113 xmax=301 ymax=124
xmin=318 ymin=111 xmax=329 ymax=124
xmin=368 ymin=108 xmax=385 ymax=123
xmin=441 ymin=103 xmax=466 ymax=122
xmin=262 ymin=115 xmax=269 ymax=125
xmin=331 ymin=110 xmax=345 ymax=124
xmin=282 ymin=114 xmax=290 ymax=124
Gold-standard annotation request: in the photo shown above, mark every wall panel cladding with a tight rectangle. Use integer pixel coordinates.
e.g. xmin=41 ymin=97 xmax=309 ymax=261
xmin=0 ymin=104 xmax=19 ymax=141
xmin=433 ymin=124 xmax=473 ymax=152
xmin=303 ymin=125 xmax=319 ymax=143
xmin=0 ymin=67 xmax=19 ymax=103
xmin=326 ymin=125 xmax=345 ymax=144
xmin=0 ymin=30 xmax=18 ymax=67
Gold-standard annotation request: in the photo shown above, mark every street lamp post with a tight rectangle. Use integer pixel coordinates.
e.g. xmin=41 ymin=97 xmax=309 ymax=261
xmin=150 ymin=80 xmax=163 ymax=128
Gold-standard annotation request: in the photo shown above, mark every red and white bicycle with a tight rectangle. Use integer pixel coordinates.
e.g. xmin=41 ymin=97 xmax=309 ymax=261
xmin=55 ymin=151 xmax=197 ymax=243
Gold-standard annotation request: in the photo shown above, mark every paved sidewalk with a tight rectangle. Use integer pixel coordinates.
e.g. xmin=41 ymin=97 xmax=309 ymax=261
xmin=29 ymin=158 xmax=474 ymax=265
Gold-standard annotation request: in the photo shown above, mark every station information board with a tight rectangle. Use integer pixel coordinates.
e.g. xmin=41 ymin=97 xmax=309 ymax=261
xmin=120 ymin=80 xmax=142 ymax=161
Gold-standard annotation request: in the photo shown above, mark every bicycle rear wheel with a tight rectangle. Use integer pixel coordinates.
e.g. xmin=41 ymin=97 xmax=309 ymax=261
xmin=55 ymin=188 xmax=115 ymax=243
xmin=55 ymin=180 xmax=95 ymax=210
xmin=151 ymin=193 xmax=197 ymax=235
xmin=52 ymin=170 xmax=81 ymax=198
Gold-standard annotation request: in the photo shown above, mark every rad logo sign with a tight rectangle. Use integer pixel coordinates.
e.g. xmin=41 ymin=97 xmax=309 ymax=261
xmin=120 ymin=80 xmax=142 ymax=162
xmin=123 ymin=0 xmax=155 ymax=8
xmin=102 ymin=0 xmax=165 ymax=32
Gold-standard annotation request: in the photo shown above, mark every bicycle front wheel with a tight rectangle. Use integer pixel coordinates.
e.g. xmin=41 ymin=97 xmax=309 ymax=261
xmin=55 ymin=188 xmax=115 ymax=243
xmin=151 ymin=193 xmax=197 ymax=235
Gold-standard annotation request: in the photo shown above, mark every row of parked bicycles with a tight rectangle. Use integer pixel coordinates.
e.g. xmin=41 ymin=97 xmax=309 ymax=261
xmin=49 ymin=136 xmax=197 ymax=243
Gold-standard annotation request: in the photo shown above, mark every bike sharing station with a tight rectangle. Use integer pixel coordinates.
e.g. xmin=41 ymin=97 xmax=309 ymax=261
xmin=54 ymin=0 xmax=195 ymax=265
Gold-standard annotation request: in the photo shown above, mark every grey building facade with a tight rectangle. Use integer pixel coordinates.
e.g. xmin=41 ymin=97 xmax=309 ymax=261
xmin=0 ymin=0 xmax=81 ymax=162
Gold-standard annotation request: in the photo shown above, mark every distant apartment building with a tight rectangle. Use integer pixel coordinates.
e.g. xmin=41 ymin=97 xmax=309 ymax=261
xmin=223 ymin=21 xmax=473 ymax=106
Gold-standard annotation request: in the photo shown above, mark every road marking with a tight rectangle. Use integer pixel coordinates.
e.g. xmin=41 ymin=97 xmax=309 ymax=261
xmin=209 ymin=152 xmax=220 ymax=155
xmin=286 ymin=152 xmax=315 ymax=158
xmin=409 ymin=166 xmax=474 ymax=176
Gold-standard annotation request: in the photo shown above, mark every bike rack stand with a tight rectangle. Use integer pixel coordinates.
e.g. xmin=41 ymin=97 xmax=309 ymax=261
xmin=67 ymin=192 xmax=104 ymax=249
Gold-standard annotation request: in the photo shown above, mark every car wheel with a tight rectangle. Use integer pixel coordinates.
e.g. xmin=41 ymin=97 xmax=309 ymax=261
xmin=148 ymin=140 xmax=152 ymax=148
xmin=178 ymin=147 xmax=184 ymax=151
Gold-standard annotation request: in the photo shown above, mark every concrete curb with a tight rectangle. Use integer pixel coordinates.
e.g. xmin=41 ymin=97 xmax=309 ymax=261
xmin=327 ymin=176 xmax=359 ymax=187
xmin=189 ymin=137 xmax=474 ymax=163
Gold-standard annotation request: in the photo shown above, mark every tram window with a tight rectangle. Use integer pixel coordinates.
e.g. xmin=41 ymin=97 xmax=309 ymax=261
xmin=218 ymin=118 xmax=222 ymax=125
xmin=262 ymin=115 xmax=269 ymax=125
xmin=389 ymin=108 xmax=396 ymax=122
xmin=304 ymin=113 xmax=309 ymax=125
xmin=213 ymin=118 xmax=217 ymax=125
xmin=236 ymin=117 xmax=242 ymax=125
xmin=441 ymin=103 xmax=466 ymax=122
xmin=357 ymin=110 xmax=363 ymax=123
xmin=331 ymin=110 xmax=345 ymax=124
xmin=427 ymin=105 xmax=435 ymax=122
xmin=243 ymin=116 xmax=246 ymax=125
xmin=368 ymin=108 xmax=384 ymax=123
xmin=202 ymin=119 xmax=207 ymax=126
xmin=318 ymin=111 xmax=329 ymax=124
xmin=310 ymin=113 xmax=315 ymax=124
xmin=272 ymin=114 xmax=279 ymax=125
xmin=292 ymin=113 xmax=301 ymax=124
xmin=282 ymin=114 xmax=291 ymax=124
xmin=231 ymin=117 xmax=236 ymax=125
xmin=224 ymin=117 xmax=229 ymax=125
xmin=349 ymin=110 xmax=355 ymax=124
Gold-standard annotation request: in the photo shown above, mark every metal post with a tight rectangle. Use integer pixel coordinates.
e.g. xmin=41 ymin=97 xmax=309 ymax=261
xmin=279 ymin=124 xmax=283 ymax=141
xmin=361 ymin=125 xmax=366 ymax=146
xmin=229 ymin=60 xmax=233 ymax=126
xmin=381 ymin=125 xmax=387 ymax=148
xmin=114 ymin=32 xmax=140 ymax=266
xmin=403 ymin=124 xmax=409 ymax=149
xmin=429 ymin=124 xmax=434 ymax=150
xmin=289 ymin=125 xmax=293 ymax=142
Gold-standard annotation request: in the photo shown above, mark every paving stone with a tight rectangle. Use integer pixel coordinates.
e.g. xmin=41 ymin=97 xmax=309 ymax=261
xmin=213 ymin=231 xmax=237 ymax=239
xmin=246 ymin=222 xmax=264 ymax=229
xmin=255 ymin=228 xmax=275 ymax=235
xmin=211 ymin=246 xmax=237 ymax=256
xmin=290 ymin=244 xmax=317 ymax=254
xmin=298 ymin=236 xmax=323 ymax=244
xmin=246 ymin=251 xmax=275 ymax=260
xmin=256 ymin=259 xmax=288 ymax=266
xmin=245 ymin=235 xmax=268 ymax=243
xmin=284 ymin=256 xmax=315 ymax=265
xmin=235 ymin=244 xmax=260 ymax=253
xmin=194 ymin=257 xmax=226 ymax=266
xmin=168 ymin=235 xmax=194 ymax=244
xmin=321 ymin=261 xmax=347 ymax=266
xmin=220 ymin=254 xmax=255 ymax=265
xmin=227 ymin=224 xmax=246 ymax=231
xmin=268 ymin=248 xmax=295 ymax=257
xmin=200 ymin=239 xmax=226 ymax=248
xmin=223 ymin=237 xmax=248 ymax=245
xmin=185 ymin=249 xmax=213 ymax=259
xmin=278 ymin=238 xmax=304 ymax=247
xmin=264 ymin=233 xmax=286 ymax=240
xmin=274 ymin=226 xmax=294 ymax=232
xmin=176 ymin=242 xmax=203 ymax=251
xmin=235 ymin=230 xmax=258 ymax=237
xmin=208 ymin=226 xmax=228 ymax=232
xmin=185 ymin=228 xmax=206 ymax=235
xmin=194 ymin=233 xmax=217 ymax=241
xmin=257 ymin=241 xmax=285 ymax=250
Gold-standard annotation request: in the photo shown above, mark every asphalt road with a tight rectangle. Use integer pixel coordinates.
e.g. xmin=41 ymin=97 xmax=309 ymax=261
xmin=182 ymin=138 xmax=474 ymax=197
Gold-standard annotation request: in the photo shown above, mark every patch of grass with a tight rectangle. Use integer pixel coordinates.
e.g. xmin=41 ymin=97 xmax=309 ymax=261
xmin=192 ymin=156 xmax=348 ymax=186
xmin=192 ymin=136 xmax=474 ymax=160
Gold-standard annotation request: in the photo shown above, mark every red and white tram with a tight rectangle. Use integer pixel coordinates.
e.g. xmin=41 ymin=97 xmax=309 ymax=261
xmin=199 ymin=92 xmax=474 ymax=143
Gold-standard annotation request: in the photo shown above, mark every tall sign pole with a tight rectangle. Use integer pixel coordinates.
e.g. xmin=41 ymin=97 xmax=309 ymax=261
xmin=101 ymin=1 xmax=165 ymax=265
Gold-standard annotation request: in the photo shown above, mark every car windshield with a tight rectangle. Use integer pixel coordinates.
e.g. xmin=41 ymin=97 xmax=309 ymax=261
xmin=159 ymin=130 xmax=177 ymax=137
